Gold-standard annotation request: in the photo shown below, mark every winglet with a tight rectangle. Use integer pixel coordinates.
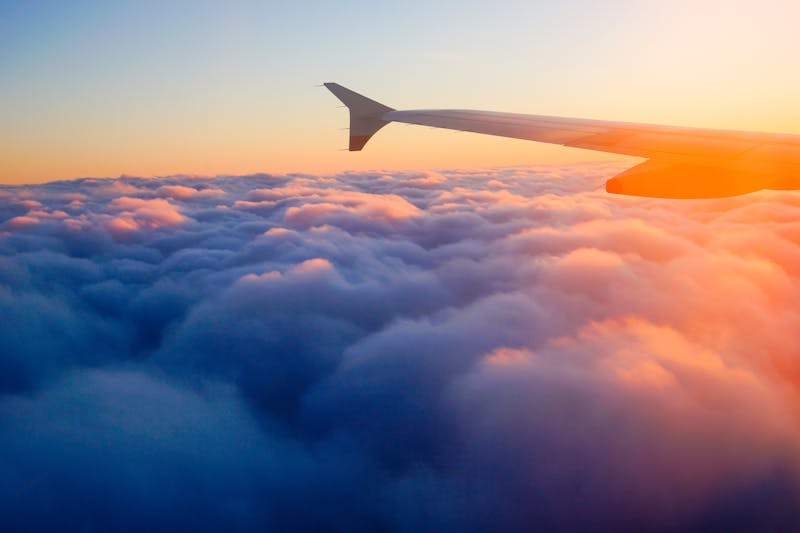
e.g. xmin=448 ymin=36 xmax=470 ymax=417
xmin=324 ymin=83 xmax=394 ymax=151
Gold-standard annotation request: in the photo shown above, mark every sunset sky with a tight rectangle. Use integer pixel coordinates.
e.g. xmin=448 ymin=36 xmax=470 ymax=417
xmin=2 ymin=0 xmax=799 ymax=183
xmin=4 ymin=2 xmax=800 ymax=530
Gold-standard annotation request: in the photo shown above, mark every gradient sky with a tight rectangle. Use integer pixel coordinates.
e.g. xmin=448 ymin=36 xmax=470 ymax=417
xmin=2 ymin=0 xmax=799 ymax=183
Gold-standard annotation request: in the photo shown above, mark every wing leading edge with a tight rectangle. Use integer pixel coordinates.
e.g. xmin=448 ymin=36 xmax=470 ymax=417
xmin=324 ymin=83 xmax=800 ymax=199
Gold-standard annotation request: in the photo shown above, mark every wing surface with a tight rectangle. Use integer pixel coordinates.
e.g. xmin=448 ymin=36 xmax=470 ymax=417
xmin=325 ymin=83 xmax=800 ymax=198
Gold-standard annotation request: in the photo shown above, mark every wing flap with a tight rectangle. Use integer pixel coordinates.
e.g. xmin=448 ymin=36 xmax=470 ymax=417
xmin=605 ymin=160 xmax=777 ymax=198
xmin=743 ymin=144 xmax=800 ymax=163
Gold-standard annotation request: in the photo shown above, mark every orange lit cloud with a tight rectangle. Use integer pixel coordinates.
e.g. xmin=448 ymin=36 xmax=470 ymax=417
xmin=1 ymin=164 xmax=800 ymax=529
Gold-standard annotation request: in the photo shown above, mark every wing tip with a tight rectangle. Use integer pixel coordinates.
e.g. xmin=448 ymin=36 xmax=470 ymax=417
xmin=349 ymin=135 xmax=372 ymax=151
xmin=324 ymin=83 xmax=392 ymax=152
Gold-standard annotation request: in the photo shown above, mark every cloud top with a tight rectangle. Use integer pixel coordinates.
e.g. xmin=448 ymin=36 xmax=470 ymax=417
xmin=1 ymin=163 xmax=799 ymax=531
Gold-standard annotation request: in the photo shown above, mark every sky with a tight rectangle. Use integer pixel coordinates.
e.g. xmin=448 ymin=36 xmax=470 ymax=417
xmin=2 ymin=0 xmax=800 ymax=183
xmin=3 ymin=2 xmax=800 ymax=530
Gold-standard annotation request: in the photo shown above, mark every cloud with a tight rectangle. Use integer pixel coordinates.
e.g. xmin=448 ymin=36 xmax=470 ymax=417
xmin=105 ymin=196 xmax=187 ymax=233
xmin=156 ymin=184 xmax=226 ymax=200
xmin=1 ymin=164 xmax=799 ymax=530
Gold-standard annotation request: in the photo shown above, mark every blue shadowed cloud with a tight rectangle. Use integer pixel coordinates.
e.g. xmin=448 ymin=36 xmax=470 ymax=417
xmin=1 ymin=164 xmax=800 ymax=531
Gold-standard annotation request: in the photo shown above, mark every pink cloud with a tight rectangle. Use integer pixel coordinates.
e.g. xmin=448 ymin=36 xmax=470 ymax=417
xmin=2 ymin=164 xmax=800 ymax=529
xmin=106 ymin=197 xmax=187 ymax=232
xmin=289 ymin=257 xmax=334 ymax=275
xmin=285 ymin=191 xmax=421 ymax=227
xmin=156 ymin=185 xmax=225 ymax=200
xmin=3 ymin=216 xmax=40 ymax=228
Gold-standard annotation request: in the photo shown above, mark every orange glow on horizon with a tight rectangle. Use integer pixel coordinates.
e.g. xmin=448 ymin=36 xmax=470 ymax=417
xmin=3 ymin=0 xmax=799 ymax=184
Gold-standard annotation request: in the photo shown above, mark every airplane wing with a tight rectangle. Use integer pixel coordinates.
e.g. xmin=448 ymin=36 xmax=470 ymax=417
xmin=324 ymin=82 xmax=800 ymax=199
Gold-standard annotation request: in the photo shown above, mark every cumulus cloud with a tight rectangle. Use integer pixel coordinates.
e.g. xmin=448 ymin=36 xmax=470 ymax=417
xmin=1 ymin=163 xmax=800 ymax=530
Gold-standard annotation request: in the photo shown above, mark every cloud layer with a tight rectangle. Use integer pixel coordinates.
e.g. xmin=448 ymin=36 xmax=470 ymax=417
xmin=2 ymin=164 xmax=800 ymax=531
